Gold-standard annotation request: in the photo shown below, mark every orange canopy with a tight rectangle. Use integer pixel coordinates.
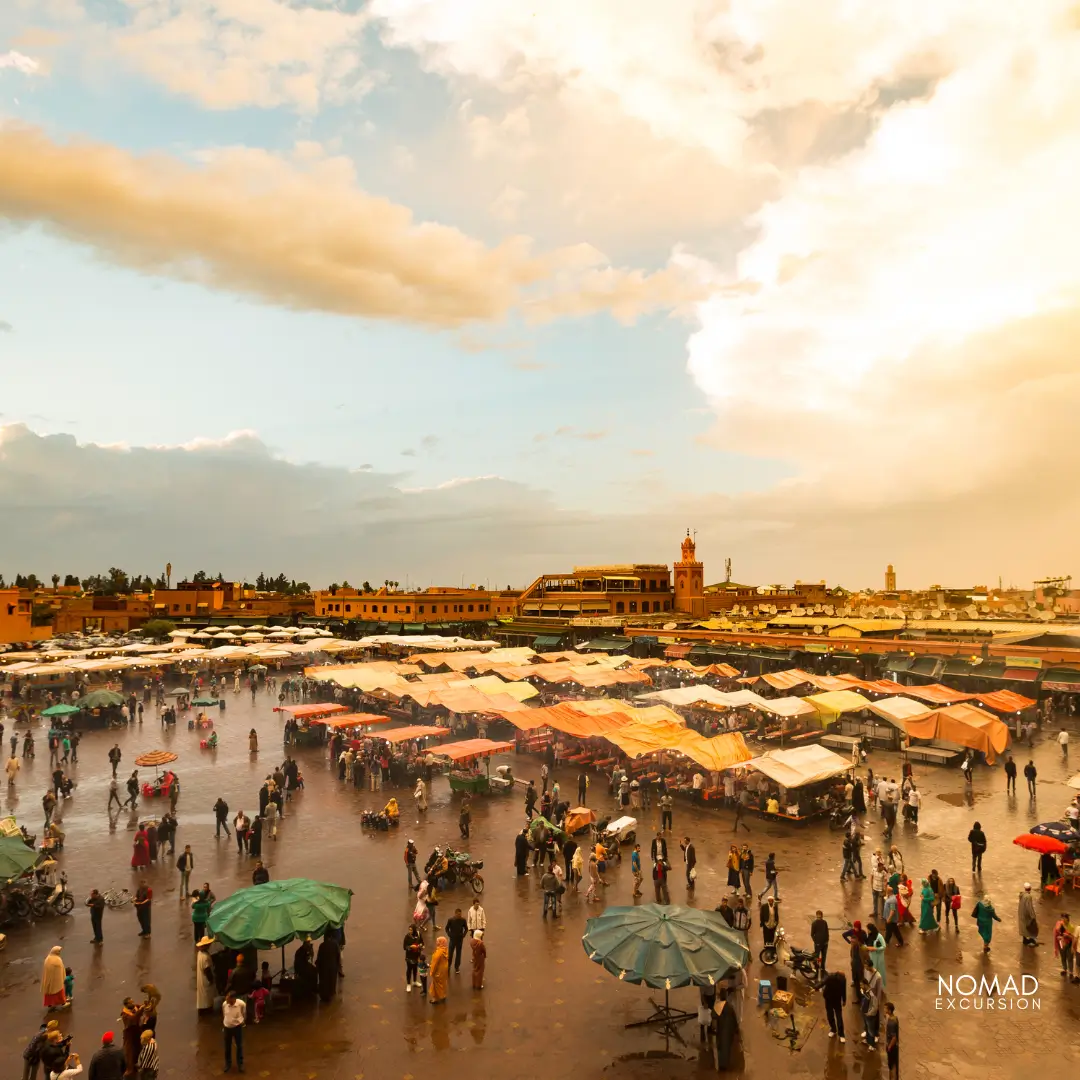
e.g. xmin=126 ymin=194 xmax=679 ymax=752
xmin=894 ymin=683 xmax=977 ymax=705
xmin=976 ymin=690 xmax=1036 ymax=714
xmin=904 ymin=703 xmax=1010 ymax=764
xmin=375 ymin=725 xmax=451 ymax=744
xmin=312 ymin=713 xmax=391 ymax=728
xmin=277 ymin=703 xmax=350 ymax=719
xmin=433 ymin=739 xmax=515 ymax=761
xmin=759 ymin=669 xmax=816 ymax=691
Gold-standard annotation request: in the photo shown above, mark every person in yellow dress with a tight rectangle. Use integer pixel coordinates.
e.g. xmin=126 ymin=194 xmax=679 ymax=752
xmin=429 ymin=936 xmax=449 ymax=1004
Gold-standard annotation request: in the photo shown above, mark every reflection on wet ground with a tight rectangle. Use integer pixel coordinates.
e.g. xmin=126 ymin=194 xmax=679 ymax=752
xmin=3 ymin=696 xmax=1080 ymax=1078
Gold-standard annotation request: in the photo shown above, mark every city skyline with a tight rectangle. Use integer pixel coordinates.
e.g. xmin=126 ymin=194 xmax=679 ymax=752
xmin=2 ymin=4 xmax=1078 ymax=586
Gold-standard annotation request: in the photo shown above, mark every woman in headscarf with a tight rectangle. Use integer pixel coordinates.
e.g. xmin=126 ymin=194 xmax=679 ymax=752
xmin=1017 ymin=884 xmax=1039 ymax=947
xmin=249 ymin=728 xmax=259 ymax=753
xmin=1053 ymin=913 xmax=1077 ymax=982
xmin=145 ymin=821 xmax=159 ymax=862
xmin=316 ymin=935 xmax=341 ymax=1002
xmin=918 ymin=878 xmax=939 ymax=933
xmin=863 ymin=921 xmax=887 ymax=990
xmin=196 ymin=937 xmax=216 ymax=1011
xmin=470 ymin=930 xmax=486 ymax=990
xmin=131 ymin=825 xmax=151 ymax=871
xmin=414 ymin=777 xmax=428 ymax=813
xmin=726 ymin=845 xmax=741 ymax=893
xmin=41 ymin=945 xmax=67 ymax=1009
xmin=294 ymin=937 xmax=318 ymax=998
xmin=972 ymin=896 xmax=1002 ymax=953
xmin=429 ymin=935 xmax=449 ymax=1003
xmin=514 ymin=827 xmax=530 ymax=877
xmin=248 ymin=814 xmax=263 ymax=859
xmin=120 ymin=997 xmax=142 ymax=1075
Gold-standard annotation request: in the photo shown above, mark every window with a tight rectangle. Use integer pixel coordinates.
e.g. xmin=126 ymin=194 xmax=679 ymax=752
xmin=405 ymin=606 xmax=411 ymax=614
xmin=444 ymin=605 xmax=449 ymax=613
xmin=419 ymin=605 xmax=425 ymax=614
xmin=345 ymin=605 xmax=351 ymax=613
xmin=185 ymin=604 xmax=191 ymax=613
xmin=616 ymin=601 xmax=625 ymax=614
xmin=382 ymin=605 xmax=387 ymax=614
xmin=629 ymin=601 xmax=637 ymax=613
xmin=663 ymin=601 xmax=670 ymax=611
xmin=394 ymin=605 xmax=399 ymax=614
xmin=468 ymin=604 xmax=474 ymax=612
xmin=172 ymin=604 xmax=179 ymax=612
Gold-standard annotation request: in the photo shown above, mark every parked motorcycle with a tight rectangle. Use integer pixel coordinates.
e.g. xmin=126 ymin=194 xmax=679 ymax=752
xmin=828 ymin=804 xmax=855 ymax=831
xmin=30 ymin=871 xmax=74 ymax=917
xmin=759 ymin=927 xmax=824 ymax=988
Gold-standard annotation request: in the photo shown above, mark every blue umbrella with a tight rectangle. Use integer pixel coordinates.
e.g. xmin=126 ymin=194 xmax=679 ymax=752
xmin=1030 ymin=822 xmax=1080 ymax=845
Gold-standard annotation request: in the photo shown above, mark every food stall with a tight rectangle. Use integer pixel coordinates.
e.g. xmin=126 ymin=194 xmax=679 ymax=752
xmin=430 ymin=739 xmax=515 ymax=795
xmin=738 ymin=744 xmax=853 ymax=822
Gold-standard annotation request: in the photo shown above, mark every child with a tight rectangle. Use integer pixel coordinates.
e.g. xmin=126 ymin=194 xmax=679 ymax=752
xmin=259 ymin=961 xmax=273 ymax=990
xmin=63 ymin=967 xmax=74 ymax=1005
xmin=417 ymin=948 xmax=430 ymax=996
xmin=250 ymin=982 xmax=271 ymax=1023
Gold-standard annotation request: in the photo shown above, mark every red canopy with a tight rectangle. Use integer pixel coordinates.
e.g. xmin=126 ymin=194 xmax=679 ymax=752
xmin=1014 ymin=832 xmax=1066 ymax=855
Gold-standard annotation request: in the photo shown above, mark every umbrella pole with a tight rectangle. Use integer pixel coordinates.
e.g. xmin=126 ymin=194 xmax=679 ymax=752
xmin=625 ymin=986 xmax=696 ymax=1042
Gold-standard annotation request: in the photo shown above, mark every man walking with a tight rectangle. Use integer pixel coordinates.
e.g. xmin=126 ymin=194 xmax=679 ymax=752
xmin=123 ymin=771 xmax=139 ymax=810
xmin=541 ymin=866 xmax=559 ymax=918
xmin=5 ymin=752 xmax=19 ymax=789
xmin=659 ymin=791 xmax=673 ymax=833
xmin=968 ymin=821 xmax=987 ymax=874
xmin=883 ymin=887 xmax=904 ymax=948
xmin=446 ymin=908 xmax=468 ymax=973
xmin=107 ymin=776 xmax=122 ymax=811
xmin=861 ymin=965 xmax=885 ymax=1049
xmin=630 ymin=843 xmax=643 ymax=897
xmin=466 ymin=898 xmax=487 ymax=936
xmin=1061 ymin=729 xmax=1071 ymax=760
xmin=884 ymin=1002 xmax=900 ymax=1080
xmin=222 ymin=990 xmax=246 ymax=1073
xmin=810 ymin=910 xmax=830 ymax=972
xmin=108 ymin=744 xmax=122 ymax=779
xmin=1024 ymin=760 xmax=1037 ymax=798
xmin=822 ymin=968 xmax=847 ymax=1043
xmin=1004 ymin=754 xmax=1017 ymax=795
xmin=213 ymin=797 xmax=230 ymax=838
xmin=577 ymin=771 xmax=588 ymax=806
xmin=757 ymin=853 xmax=779 ymax=901
xmin=680 ymin=837 xmax=697 ymax=890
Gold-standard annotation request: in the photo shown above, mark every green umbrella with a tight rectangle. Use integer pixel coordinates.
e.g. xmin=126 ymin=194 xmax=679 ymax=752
xmin=528 ymin=815 xmax=566 ymax=845
xmin=191 ymin=697 xmax=219 ymax=707
xmin=80 ymin=690 xmax=124 ymax=708
xmin=582 ymin=904 xmax=750 ymax=1039
xmin=41 ymin=704 xmax=81 ymax=716
xmin=207 ymin=878 xmax=353 ymax=950
xmin=0 ymin=835 xmax=39 ymax=883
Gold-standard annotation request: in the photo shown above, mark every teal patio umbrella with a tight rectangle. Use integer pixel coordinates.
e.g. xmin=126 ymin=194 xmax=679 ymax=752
xmin=582 ymin=904 xmax=750 ymax=1038
xmin=0 ymin=835 xmax=39 ymax=883
xmin=208 ymin=878 xmax=353 ymax=953
xmin=41 ymin=704 xmax=81 ymax=717
xmin=81 ymin=690 xmax=124 ymax=709
xmin=191 ymin=697 xmax=219 ymax=707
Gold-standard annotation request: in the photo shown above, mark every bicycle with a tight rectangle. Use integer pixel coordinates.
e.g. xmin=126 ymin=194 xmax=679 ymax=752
xmin=102 ymin=886 xmax=131 ymax=909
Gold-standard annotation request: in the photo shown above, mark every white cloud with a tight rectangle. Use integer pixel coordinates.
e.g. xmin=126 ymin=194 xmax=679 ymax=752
xmin=0 ymin=50 xmax=41 ymax=75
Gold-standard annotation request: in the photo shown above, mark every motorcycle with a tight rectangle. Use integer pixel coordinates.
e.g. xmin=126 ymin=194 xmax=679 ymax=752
xmin=425 ymin=846 xmax=485 ymax=893
xmin=759 ymin=927 xmax=823 ymax=988
xmin=828 ymin=804 xmax=855 ymax=831
xmin=30 ymin=871 xmax=74 ymax=917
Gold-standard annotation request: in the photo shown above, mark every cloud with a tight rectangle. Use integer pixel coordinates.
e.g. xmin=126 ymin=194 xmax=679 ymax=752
xmin=420 ymin=435 xmax=439 ymax=451
xmin=0 ymin=50 xmax=41 ymax=75
xmin=0 ymin=320 xmax=13 ymax=333
xmin=0 ymin=424 xmax=1075 ymax=588
xmin=110 ymin=0 xmax=372 ymax=112
xmin=0 ymin=124 xmax=700 ymax=329
xmin=551 ymin=427 xmax=608 ymax=442
xmin=400 ymin=448 xmax=416 ymax=457
xmin=489 ymin=184 xmax=525 ymax=225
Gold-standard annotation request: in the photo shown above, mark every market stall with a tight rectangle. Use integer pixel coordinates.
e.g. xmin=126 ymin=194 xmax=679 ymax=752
xmin=430 ymin=738 xmax=515 ymax=794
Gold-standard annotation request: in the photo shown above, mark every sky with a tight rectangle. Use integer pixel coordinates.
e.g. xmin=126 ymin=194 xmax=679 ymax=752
xmin=1 ymin=2 xmax=1078 ymax=590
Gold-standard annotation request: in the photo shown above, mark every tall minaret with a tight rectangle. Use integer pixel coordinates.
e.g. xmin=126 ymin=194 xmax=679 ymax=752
xmin=885 ymin=564 xmax=896 ymax=591
xmin=674 ymin=530 xmax=705 ymax=617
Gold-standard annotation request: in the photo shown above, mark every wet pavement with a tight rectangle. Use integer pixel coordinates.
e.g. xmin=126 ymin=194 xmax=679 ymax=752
xmin=4 ymin=693 xmax=1080 ymax=1080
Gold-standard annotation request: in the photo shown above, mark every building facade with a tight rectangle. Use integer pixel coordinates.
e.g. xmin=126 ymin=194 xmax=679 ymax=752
xmin=150 ymin=582 xmax=311 ymax=623
xmin=313 ymin=586 xmax=519 ymax=623
xmin=517 ymin=565 xmax=673 ymax=619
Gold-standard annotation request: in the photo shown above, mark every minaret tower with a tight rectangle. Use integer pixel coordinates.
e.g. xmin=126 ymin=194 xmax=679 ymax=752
xmin=674 ymin=529 xmax=705 ymax=617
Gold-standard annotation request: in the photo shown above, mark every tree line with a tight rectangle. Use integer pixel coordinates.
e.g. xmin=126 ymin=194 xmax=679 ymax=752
xmin=2 ymin=569 xmax=311 ymax=595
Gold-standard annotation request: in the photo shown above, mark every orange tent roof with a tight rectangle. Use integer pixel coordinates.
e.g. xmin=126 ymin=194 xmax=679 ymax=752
xmin=759 ymin=669 xmax=816 ymax=691
xmin=276 ymin=703 xmax=350 ymax=719
xmin=375 ymin=725 xmax=451 ymax=744
xmin=895 ymin=683 xmax=977 ymax=705
xmin=432 ymin=739 xmax=515 ymax=761
xmin=976 ymin=690 xmax=1036 ymax=713
xmin=312 ymin=713 xmax=391 ymax=728
xmin=904 ymin=703 xmax=1010 ymax=764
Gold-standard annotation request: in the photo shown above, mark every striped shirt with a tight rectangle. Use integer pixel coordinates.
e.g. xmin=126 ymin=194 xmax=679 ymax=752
xmin=137 ymin=1039 xmax=160 ymax=1070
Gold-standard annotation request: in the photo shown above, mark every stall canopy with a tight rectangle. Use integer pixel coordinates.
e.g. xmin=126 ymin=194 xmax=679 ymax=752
xmin=1042 ymin=668 xmax=1080 ymax=693
xmin=312 ymin=713 xmax=391 ymax=728
xmin=747 ymin=696 xmax=817 ymax=719
xmin=903 ymin=703 xmax=1010 ymax=763
xmin=746 ymin=744 xmax=852 ymax=788
xmin=277 ymin=703 xmax=350 ymax=719
xmin=432 ymin=739 xmax=515 ymax=761
xmin=976 ymin=690 xmax=1036 ymax=714
xmin=866 ymin=697 xmax=933 ymax=727
xmin=376 ymin=725 xmax=452 ymax=744
xmin=805 ymin=690 xmax=871 ymax=722
xmin=885 ymin=683 xmax=977 ymax=706
xmin=757 ymin=669 xmax=816 ymax=691
xmin=664 ymin=644 xmax=692 ymax=659
xmin=636 ymin=686 xmax=739 ymax=709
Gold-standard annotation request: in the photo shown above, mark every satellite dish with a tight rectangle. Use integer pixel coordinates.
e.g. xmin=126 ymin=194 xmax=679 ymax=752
xmin=948 ymin=611 xmax=958 ymax=620
xmin=814 ymin=625 xmax=824 ymax=634
xmin=824 ymin=606 xmax=834 ymax=616
xmin=663 ymin=622 xmax=677 ymax=631
xmin=964 ymin=606 xmax=978 ymax=619
xmin=931 ymin=610 xmax=941 ymax=619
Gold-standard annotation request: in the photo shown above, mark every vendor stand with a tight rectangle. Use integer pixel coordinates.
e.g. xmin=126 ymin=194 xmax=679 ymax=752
xmin=306 ymin=713 xmax=391 ymax=748
xmin=736 ymin=743 xmax=853 ymax=822
xmin=431 ymin=739 xmax=515 ymax=795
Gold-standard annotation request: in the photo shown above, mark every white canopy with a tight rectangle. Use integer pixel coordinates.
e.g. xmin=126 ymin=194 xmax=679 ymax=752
xmin=745 ymin=744 xmax=852 ymax=788
xmin=636 ymin=686 xmax=737 ymax=708
xmin=867 ymin=696 xmax=933 ymax=727
xmin=747 ymin=696 xmax=817 ymax=718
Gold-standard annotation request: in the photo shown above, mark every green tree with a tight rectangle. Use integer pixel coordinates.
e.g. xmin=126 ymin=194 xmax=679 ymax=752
xmin=141 ymin=618 xmax=177 ymax=640
xmin=63 ymin=574 xmax=80 ymax=587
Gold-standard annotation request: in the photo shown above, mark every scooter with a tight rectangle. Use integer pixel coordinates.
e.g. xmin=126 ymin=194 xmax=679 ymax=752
xmin=30 ymin=871 xmax=74 ymax=917
xmin=759 ymin=927 xmax=823 ymax=988
xmin=828 ymin=804 xmax=854 ymax=831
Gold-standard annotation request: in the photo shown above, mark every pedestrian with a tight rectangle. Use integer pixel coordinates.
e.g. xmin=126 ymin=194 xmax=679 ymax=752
xmin=41 ymin=946 xmax=67 ymax=1010
xmin=86 ymin=888 xmax=105 ymax=944
xmin=1018 ymin=883 xmax=1038 ymax=946
xmin=137 ymin=1029 xmax=160 ymax=1080
xmin=822 ymin=968 xmax=846 ymax=1043
xmin=540 ymin=761 xmax=549 ymax=793
xmin=942 ymin=877 xmax=961 ymax=930
xmin=158 ymin=811 xmax=177 ymax=855
xmin=585 ymin=853 xmax=602 ymax=902
xmin=222 ymin=991 xmax=246 ymax=1073
xmin=1004 ymin=753 xmax=1017 ymax=795
xmin=233 ymin=811 xmax=249 ymax=853
xmin=43 ymin=789 xmax=57 ymax=828
xmin=471 ymin=929 xmax=486 ymax=989
xmin=413 ymin=777 xmax=428 ymax=814
xmin=1022 ymin=758 xmax=1037 ymax=798
xmin=1060 ymin=728 xmax=1070 ymax=759
xmin=870 ymin=853 xmax=886 ymax=922
xmin=21 ymin=1023 xmax=48 ymax=1080
xmin=213 ymin=797 xmax=230 ymax=837
xmin=577 ymin=771 xmax=588 ymax=806
xmin=248 ymin=728 xmax=258 ymax=754
xmin=652 ymin=855 xmax=671 ymax=904
xmin=759 ymin=896 xmax=779 ymax=948
xmin=524 ymin=780 xmax=537 ymax=819
xmin=659 ymin=791 xmax=673 ymax=832
xmin=458 ymin=795 xmax=471 ymax=840
xmin=429 ymin=936 xmax=449 ymax=1004
xmin=917 ymin=878 xmax=938 ymax=934
xmin=681 ymin=837 xmax=697 ymax=890
xmin=89 ymin=1033 xmax=126 ymax=1080
xmin=906 ymin=784 xmax=921 ymax=826
xmin=252 ymin=860 xmax=269 ymax=886
xmin=810 ymin=909 xmax=829 ymax=971
xmin=971 ymin=895 xmax=1001 ymax=953
xmin=466 ymin=897 xmax=486 ymax=935
xmin=630 ymin=843 xmax=643 ymax=897
xmin=134 ymin=883 xmax=152 ymax=937
xmin=757 ymin=852 xmax=779 ymax=900
xmin=541 ymin=865 xmax=559 ymax=917
xmin=177 ymin=845 xmax=195 ymax=898
xmin=739 ymin=844 xmax=754 ymax=893
xmin=884 ymin=1002 xmax=899 ymax=1080
xmin=968 ymin=821 xmax=987 ymax=874
xmin=131 ymin=825 xmax=150 ymax=871
xmin=1054 ymin=912 xmax=1077 ymax=982
xmin=843 ymin=921 xmax=865 ymax=995
xmin=5 ymin=751 xmax=19 ymax=788
xmin=404 ymin=924 xmax=422 ymax=991
xmin=124 ymin=771 xmax=139 ymax=809
xmin=446 ymin=908 xmax=468 ymax=972
xmin=864 ymin=922 xmax=887 ymax=988
xmin=860 ymin=960 xmax=885 ymax=1049
xmin=404 ymin=839 xmax=421 ymax=888
xmin=514 ymin=827 xmax=530 ymax=877
xmin=191 ymin=888 xmax=212 ymax=942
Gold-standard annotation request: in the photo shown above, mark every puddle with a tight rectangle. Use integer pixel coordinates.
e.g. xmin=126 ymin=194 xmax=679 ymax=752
xmin=936 ymin=791 xmax=991 ymax=806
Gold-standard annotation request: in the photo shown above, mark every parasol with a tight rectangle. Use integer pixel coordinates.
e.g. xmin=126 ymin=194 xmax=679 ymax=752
xmin=192 ymin=697 xmax=219 ymax=707
xmin=135 ymin=750 xmax=178 ymax=767
xmin=0 ymin=835 xmax=39 ymax=883
xmin=80 ymin=689 xmax=124 ymax=709
xmin=207 ymin=878 xmax=353 ymax=951
xmin=1014 ymin=832 xmax=1067 ymax=854
xmin=1030 ymin=821 xmax=1080 ymax=845
xmin=582 ymin=904 xmax=750 ymax=1039
xmin=41 ymin=704 xmax=81 ymax=716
